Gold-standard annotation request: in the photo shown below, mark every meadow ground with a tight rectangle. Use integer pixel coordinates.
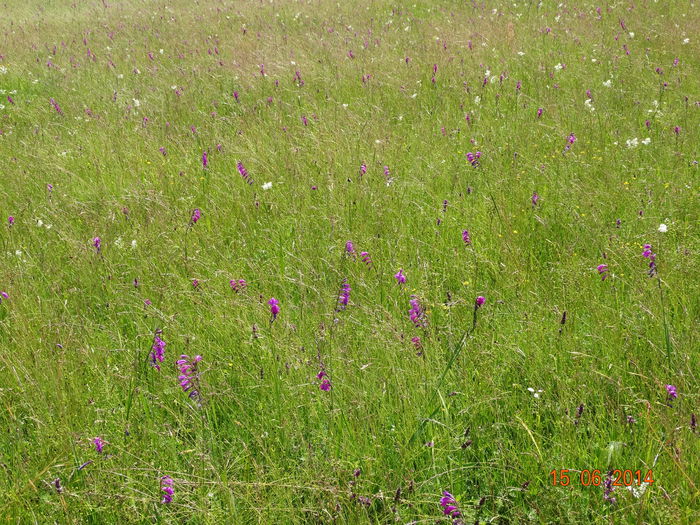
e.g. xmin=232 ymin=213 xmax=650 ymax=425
xmin=0 ymin=0 xmax=699 ymax=523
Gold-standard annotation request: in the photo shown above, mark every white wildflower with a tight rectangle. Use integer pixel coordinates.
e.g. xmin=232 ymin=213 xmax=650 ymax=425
xmin=262 ymin=182 xmax=272 ymax=190
xmin=626 ymin=138 xmax=639 ymax=148
xmin=603 ymin=79 xmax=612 ymax=87
xmin=641 ymin=138 xmax=651 ymax=145
xmin=658 ymin=223 xmax=668 ymax=233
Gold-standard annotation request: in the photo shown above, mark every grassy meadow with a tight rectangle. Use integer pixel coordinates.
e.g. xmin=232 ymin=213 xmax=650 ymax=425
xmin=0 ymin=0 xmax=699 ymax=523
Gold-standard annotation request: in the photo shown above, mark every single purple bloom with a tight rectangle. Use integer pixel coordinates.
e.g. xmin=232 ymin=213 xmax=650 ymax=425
xmin=268 ymin=297 xmax=280 ymax=321
xmin=394 ymin=269 xmax=406 ymax=284
xmin=92 ymin=237 xmax=101 ymax=252
xmin=7 ymin=216 xmax=14 ymax=226
xmin=192 ymin=279 xmax=199 ymax=288
xmin=233 ymin=91 xmax=239 ymax=102
xmin=531 ymin=192 xmax=539 ymax=206
xmin=150 ymin=335 xmax=166 ymax=370
xmin=567 ymin=132 xmax=576 ymax=144
xmin=462 ymin=230 xmax=472 ymax=245
xmin=345 ymin=241 xmax=355 ymax=256
xmin=237 ymin=161 xmax=253 ymax=184
xmin=383 ymin=165 xmax=390 ymax=177
xmin=319 ymin=378 xmax=331 ymax=391
xmin=47 ymin=184 xmax=53 ymax=192
xmin=191 ymin=208 xmax=201 ymax=224
xmin=475 ymin=296 xmax=486 ymax=308
xmin=360 ymin=162 xmax=367 ymax=176
xmin=202 ymin=151 xmax=208 ymax=168
xmin=674 ymin=126 xmax=681 ymax=135
xmin=0 ymin=291 xmax=8 ymax=301
xmin=92 ymin=437 xmax=105 ymax=454
xmin=159 ymin=147 xmax=166 ymax=156
xmin=597 ymin=264 xmax=609 ymax=280
xmin=666 ymin=384 xmax=677 ymax=399
xmin=537 ymin=107 xmax=543 ymax=118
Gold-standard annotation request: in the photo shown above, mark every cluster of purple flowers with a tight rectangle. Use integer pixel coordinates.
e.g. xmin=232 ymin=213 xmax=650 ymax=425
xmin=237 ymin=161 xmax=253 ymax=185
xmin=394 ymin=269 xmax=406 ymax=284
xmin=190 ymin=208 xmax=201 ymax=225
xmin=462 ymin=230 xmax=472 ymax=245
xmin=150 ymin=335 xmax=166 ymax=371
xmin=160 ymin=476 xmax=174 ymax=504
xmin=317 ymin=370 xmax=331 ymax=391
xmin=642 ymin=244 xmax=657 ymax=276
xmin=92 ymin=237 xmax=101 ymax=253
xmin=337 ymin=280 xmax=351 ymax=310
xmin=268 ymin=297 xmax=280 ymax=321
xmin=409 ymin=296 xmax=426 ymax=328
xmin=439 ymin=491 xmax=461 ymax=519
xmin=92 ymin=436 xmax=105 ymax=454
xmin=176 ymin=354 xmax=202 ymax=400
xmin=466 ymin=151 xmax=481 ymax=166
xmin=229 ymin=279 xmax=247 ymax=292
xmin=597 ymin=264 xmax=609 ymax=281
xmin=360 ymin=251 xmax=372 ymax=267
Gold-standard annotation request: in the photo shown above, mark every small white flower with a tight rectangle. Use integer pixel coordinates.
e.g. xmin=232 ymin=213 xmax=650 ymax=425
xmin=603 ymin=79 xmax=612 ymax=87
xmin=37 ymin=219 xmax=43 ymax=227
xmin=641 ymin=137 xmax=651 ymax=145
xmin=628 ymin=32 xmax=635 ymax=38
xmin=0 ymin=65 xmax=7 ymax=75
xmin=591 ymin=58 xmax=597 ymax=62
xmin=626 ymin=138 xmax=639 ymax=148
xmin=683 ymin=38 xmax=690 ymax=44
xmin=474 ymin=96 xmax=481 ymax=105
xmin=131 ymin=239 xmax=137 ymax=248
xmin=517 ymin=51 xmax=525 ymax=56
xmin=584 ymin=99 xmax=595 ymax=112
xmin=290 ymin=61 xmax=296 ymax=65
xmin=15 ymin=250 xmax=22 ymax=256
xmin=132 ymin=98 xmax=140 ymax=107
xmin=117 ymin=74 xmax=124 ymax=79
xmin=410 ymin=93 xmax=417 ymax=98
xmin=658 ymin=223 xmax=668 ymax=233
xmin=553 ymin=63 xmax=563 ymax=71
xmin=262 ymin=182 xmax=272 ymax=190
xmin=342 ymin=103 xmax=348 ymax=109
xmin=0 ymin=104 xmax=5 ymax=110
xmin=159 ymin=49 xmax=164 ymax=54
xmin=114 ymin=237 xmax=123 ymax=248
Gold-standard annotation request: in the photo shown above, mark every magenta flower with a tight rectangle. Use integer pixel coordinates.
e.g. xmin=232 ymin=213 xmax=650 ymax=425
xmin=150 ymin=335 xmax=166 ymax=371
xmin=192 ymin=279 xmax=199 ymax=288
xmin=345 ymin=241 xmax=356 ymax=257
xmin=230 ymin=279 xmax=247 ymax=292
xmin=475 ymin=296 xmax=486 ymax=308
xmin=233 ymin=91 xmax=239 ymax=102
xmin=360 ymin=251 xmax=372 ymax=267
xmin=319 ymin=377 xmax=331 ymax=391
xmin=92 ymin=437 xmax=105 ymax=454
xmin=8 ymin=216 xmax=14 ymax=226
xmin=237 ymin=161 xmax=253 ymax=184
xmin=642 ymin=243 xmax=657 ymax=276
xmin=531 ymin=192 xmax=539 ymax=206
xmin=268 ymin=297 xmax=280 ymax=321
xmin=567 ymin=132 xmax=576 ymax=144
xmin=190 ymin=208 xmax=201 ymax=224
xmin=394 ymin=269 xmax=406 ymax=284
xmin=50 ymin=97 xmax=63 ymax=115
xmin=176 ymin=354 xmax=202 ymax=400
xmin=383 ymin=165 xmax=390 ymax=177
xmin=92 ymin=237 xmax=101 ymax=252
xmin=439 ymin=491 xmax=461 ymax=518
xmin=466 ymin=151 xmax=481 ymax=166
xmin=411 ymin=336 xmax=422 ymax=350
xmin=202 ymin=151 xmax=208 ymax=168
xmin=337 ymin=280 xmax=351 ymax=310
xmin=409 ymin=296 xmax=426 ymax=328
xmin=160 ymin=476 xmax=174 ymax=504
xmin=360 ymin=162 xmax=367 ymax=176
xmin=462 ymin=230 xmax=472 ymax=245
xmin=537 ymin=107 xmax=543 ymax=118
xmin=0 ymin=291 xmax=8 ymax=301
xmin=666 ymin=384 xmax=677 ymax=399
xmin=597 ymin=264 xmax=609 ymax=281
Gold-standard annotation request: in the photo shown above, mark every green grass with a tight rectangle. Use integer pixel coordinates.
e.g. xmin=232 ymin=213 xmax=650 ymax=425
xmin=0 ymin=1 xmax=698 ymax=523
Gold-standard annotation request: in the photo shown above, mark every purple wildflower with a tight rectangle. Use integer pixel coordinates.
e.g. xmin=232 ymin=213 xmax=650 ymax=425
xmin=268 ymin=297 xmax=280 ymax=321
xmin=603 ymin=471 xmax=616 ymax=504
xmin=160 ymin=476 xmax=174 ymax=504
xmin=202 ymin=151 xmax=208 ymax=168
xmin=0 ymin=291 xmax=8 ymax=301
xmin=337 ymin=280 xmax=351 ymax=310
xmin=360 ymin=162 xmax=367 ymax=177
xmin=462 ymin=230 xmax=472 ymax=245
xmin=92 ymin=237 xmax=101 ymax=253
xmin=150 ymin=335 xmax=166 ymax=371
xmin=383 ymin=165 xmax=390 ymax=177
xmin=345 ymin=241 xmax=356 ymax=257
xmin=642 ymin=244 xmax=657 ymax=276
xmin=394 ymin=269 xmax=406 ymax=284
xmin=233 ymin=91 xmax=239 ymax=102
xmin=192 ymin=279 xmax=199 ymax=288
xmin=50 ymin=98 xmax=63 ymax=115
xmin=531 ymin=192 xmax=539 ymax=206
xmin=237 ymin=161 xmax=253 ymax=184
xmin=666 ymin=384 xmax=677 ymax=399
xmin=230 ymin=279 xmax=247 ymax=292
xmin=597 ymin=264 xmax=609 ymax=281
xmin=409 ymin=296 xmax=426 ymax=328
xmin=466 ymin=151 xmax=481 ymax=166
xmin=475 ymin=295 xmax=486 ymax=308
xmin=320 ymin=377 xmax=331 ymax=391
xmin=8 ymin=216 xmax=14 ymax=226
xmin=301 ymin=115 xmax=308 ymax=126
xmin=537 ymin=107 xmax=543 ymax=118
xmin=190 ymin=208 xmax=201 ymax=224
xmin=159 ymin=147 xmax=166 ymax=156
xmin=411 ymin=336 xmax=422 ymax=350
xmin=360 ymin=251 xmax=372 ymax=267
xmin=92 ymin=437 xmax=105 ymax=454
xmin=439 ymin=491 xmax=461 ymax=518
xmin=176 ymin=354 xmax=202 ymax=400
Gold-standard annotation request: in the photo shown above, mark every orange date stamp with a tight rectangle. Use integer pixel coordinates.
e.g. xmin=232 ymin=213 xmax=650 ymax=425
xmin=550 ymin=469 xmax=654 ymax=487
